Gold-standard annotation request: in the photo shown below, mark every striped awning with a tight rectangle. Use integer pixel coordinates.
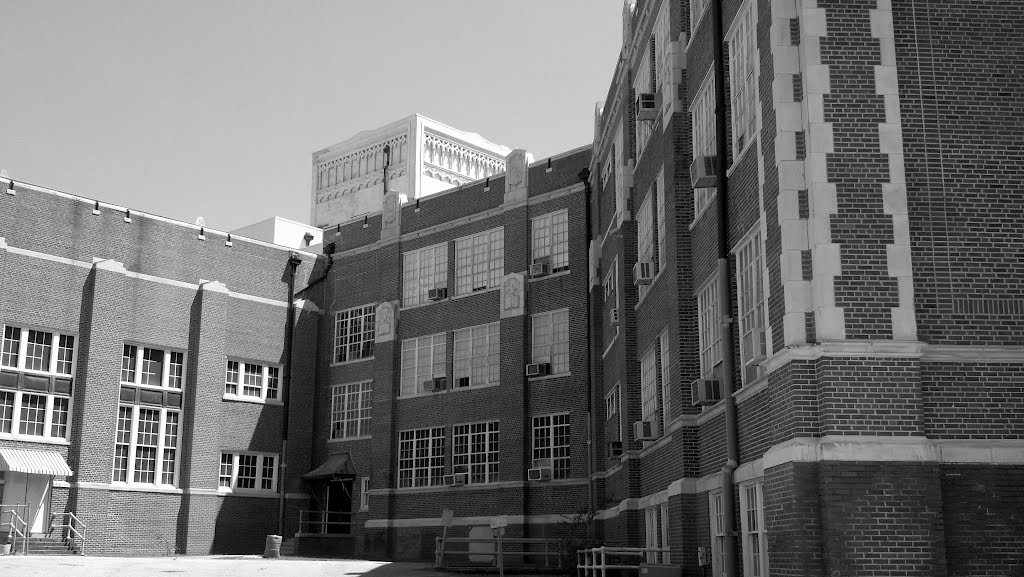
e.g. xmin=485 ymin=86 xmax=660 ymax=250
xmin=0 ymin=447 xmax=73 ymax=477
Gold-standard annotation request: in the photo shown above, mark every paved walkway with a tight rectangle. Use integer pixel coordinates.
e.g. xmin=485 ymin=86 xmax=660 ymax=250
xmin=0 ymin=555 xmax=445 ymax=577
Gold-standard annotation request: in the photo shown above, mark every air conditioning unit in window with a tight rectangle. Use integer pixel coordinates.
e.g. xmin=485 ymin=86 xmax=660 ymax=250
xmin=607 ymin=441 xmax=624 ymax=458
xmin=636 ymin=92 xmax=658 ymax=121
xmin=423 ymin=377 xmax=447 ymax=393
xmin=525 ymin=363 xmax=551 ymax=378
xmin=742 ymin=328 xmax=767 ymax=368
xmin=690 ymin=156 xmax=718 ymax=189
xmin=633 ymin=261 xmax=654 ymax=286
xmin=530 ymin=257 xmax=551 ymax=278
xmin=528 ymin=459 xmax=553 ymax=481
xmin=691 ymin=378 xmax=723 ymax=406
xmin=609 ymin=308 xmax=620 ymax=327
xmin=454 ymin=472 xmax=469 ymax=485
xmin=428 ymin=287 xmax=448 ymax=301
xmin=443 ymin=474 xmax=457 ymax=486
xmin=634 ymin=420 xmax=657 ymax=441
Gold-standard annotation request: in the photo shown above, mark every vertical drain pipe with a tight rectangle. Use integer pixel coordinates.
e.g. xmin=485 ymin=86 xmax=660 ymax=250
xmin=578 ymin=167 xmax=597 ymax=514
xmin=711 ymin=0 xmax=740 ymax=574
xmin=278 ymin=252 xmax=303 ymax=537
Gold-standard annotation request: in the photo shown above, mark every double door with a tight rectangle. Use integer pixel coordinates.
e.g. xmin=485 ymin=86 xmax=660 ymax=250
xmin=1 ymin=472 xmax=51 ymax=535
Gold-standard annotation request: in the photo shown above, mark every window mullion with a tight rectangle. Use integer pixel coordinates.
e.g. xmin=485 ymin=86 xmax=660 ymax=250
xmin=11 ymin=391 xmax=22 ymax=434
xmin=42 ymin=395 xmax=54 ymax=438
xmin=156 ymin=409 xmax=167 ymax=484
xmin=231 ymin=454 xmax=239 ymax=490
xmin=17 ymin=330 xmax=27 ymax=370
xmin=161 ymin=352 xmax=171 ymax=389
xmin=134 ymin=348 xmax=143 ymax=385
xmin=262 ymin=366 xmax=269 ymax=400
xmin=127 ymin=406 xmax=140 ymax=481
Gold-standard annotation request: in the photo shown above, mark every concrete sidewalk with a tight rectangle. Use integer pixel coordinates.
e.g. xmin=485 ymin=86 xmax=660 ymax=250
xmin=0 ymin=555 xmax=442 ymax=577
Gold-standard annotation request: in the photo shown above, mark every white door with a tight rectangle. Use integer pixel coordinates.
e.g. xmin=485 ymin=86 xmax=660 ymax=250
xmin=2 ymin=472 xmax=50 ymax=535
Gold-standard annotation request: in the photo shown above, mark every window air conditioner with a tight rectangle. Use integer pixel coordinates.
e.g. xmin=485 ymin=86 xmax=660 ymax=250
xmin=528 ymin=462 xmax=553 ymax=481
xmin=443 ymin=474 xmax=457 ymax=487
xmin=633 ymin=261 xmax=654 ymax=286
xmin=610 ymin=308 xmax=620 ymax=327
xmin=636 ymin=93 xmax=658 ymax=121
xmin=530 ymin=256 xmax=552 ymax=278
xmin=453 ymin=472 xmax=468 ymax=485
xmin=742 ymin=328 xmax=767 ymax=367
xmin=525 ymin=363 xmax=551 ymax=378
xmin=423 ymin=377 xmax=447 ymax=393
xmin=690 ymin=378 xmax=723 ymax=406
xmin=428 ymin=287 xmax=448 ymax=301
xmin=634 ymin=420 xmax=657 ymax=441
xmin=607 ymin=441 xmax=624 ymax=458
xmin=690 ymin=156 xmax=718 ymax=189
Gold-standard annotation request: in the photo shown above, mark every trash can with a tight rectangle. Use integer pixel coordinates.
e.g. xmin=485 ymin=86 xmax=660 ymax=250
xmin=264 ymin=534 xmax=283 ymax=558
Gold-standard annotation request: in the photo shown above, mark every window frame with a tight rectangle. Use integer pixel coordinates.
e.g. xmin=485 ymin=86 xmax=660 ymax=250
xmin=531 ymin=412 xmax=571 ymax=480
xmin=402 ymin=243 xmax=449 ymax=307
xmin=691 ymin=71 xmax=717 ymax=221
xmin=739 ymin=481 xmax=769 ymax=577
xmin=697 ymin=277 xmax=722 ymax=380
xmin=333 ymin=304 xmax=376 ymax=365
xmin=531 ymin=210 xmax=570 ymax=273
xmin=397 ymin=426 xmax=446 ymax=488
xmin=121 ymin=344 xmax=186 ymax=391
xmin=2 ymin=325 xmax=77 ymax=377
xmin=709 ymin=490 xmax=726 ymax=577
xmin=218 ymin=451 xmax=279 ymax=495
xmin=727 ymin=0 xmax=758 ymax=160
xmin=636 ymin=192 xmax=656 ymax=300
xmin=359 ymin=477 xmax=370 ymax=511
xmin=399 ymin=333 xmax=447 ymax=397
xmin=644 ymin=502 xmax=671 ymax=564
xmin=639 ymin=345 xmax=660 ymax=438
xmin=452 ymin=420 xmax=500 ymax=485
xmin=531 ymin=309 xmax=570 ymax=376
xmin=223 ymin=359 xmax=281 ymax=404
xmin=735 ymin=228 xmax=768 ymax=385
xmin=658 ymin=330 xmax=672 ymax=433
xmin=453 ymin=322 xmax=500 ymax=389
xmin=454 ymin=227 xmax=504 ymax=296
xmin=330 ymin=380 xmax=372 ymax=440
xmin=111 ymin=404 xmax=181 ymax=488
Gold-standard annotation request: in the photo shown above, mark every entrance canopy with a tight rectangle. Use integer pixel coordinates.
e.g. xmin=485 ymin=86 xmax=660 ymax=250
xmin=302 ymin=452 xmax=356 ymax=481
xmin=0 ymin=447 xmax=73 ymax=477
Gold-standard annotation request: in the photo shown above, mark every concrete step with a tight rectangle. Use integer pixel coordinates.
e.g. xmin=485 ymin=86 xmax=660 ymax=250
xmin=25 ymin=537 xmax=81 ymax=556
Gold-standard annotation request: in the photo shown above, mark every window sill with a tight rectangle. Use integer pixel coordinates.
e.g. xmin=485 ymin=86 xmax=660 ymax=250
xmin=527 ymin=269 xmax=571 ymax=283
xmin=222 ymin=394 xmax=283 ymax=406
xmin=329 ymin=435 xmax=372 ymax=443
xmin=0 ymin=433 xmax=69 ymax=445
xmin=528 ymin=372 xmax=571 ymax=382
xmin=451 ymin=286 xmax=500 ymax=300
xmin=121 ymin=382 xmax=183 ymax=393
xmin=108 ymin=482 xmax=183 ymax=495
xmin=331 ymin=356 xmax=374 ymax=368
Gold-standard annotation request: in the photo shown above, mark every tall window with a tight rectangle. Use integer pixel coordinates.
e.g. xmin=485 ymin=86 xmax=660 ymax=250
xmin=224 ymin=360 xmax=280 ymax=402
xmin=697 ymin=278 xmax=722 ymax=379
xmin=453 ymin=323 xmax=500 ymax=388
xmin=218 ymin=452 xmax=278 ymax=494
xmin=737 ymin=230 xmax=767 ymax=385
xmin=710 ymin=490 xmax=726 ymax=577
xmin=2 ymin=325 xmax=75 ymax=376
xmin=740 ymin=482 xmax=769 ymax=577
xmin=634 ymin=35 xmax=657 ymax=159
xmin=455 ymin=228 xmax=504 ymax=295
xmin=121 ymin=345 xmax=185 ymax=390
xmin=532 ymin=210 xmax=570 ymax=272
xmin=531 ymin=309 xmax=570 ymax=376
xmin=330 ymin=381 xmax=372 ymax=440
xmin=659 ymin=331 xmax=672 ymax=432
xmin=112 ymin=404 xmax=180 ymax=487
xmin=729 ymin=2 xmax=758 ymax=157
xmin=656 ymin=171 xmax=667 ymax=271
xmin=334 ymin=304 xmax=375 ymax=363
xmin=692 ymin=74 xmax=716 ymax=218
xmin=0 ymin=325 xmax=75 ymax=442
xmin=604 ymin=385 xmax=619 ymax=421
xmin=400 ymin=334 xmax=446 ymax=396
xmin=639 ymin=346 xmax=660 ymax=437
xmin=532 ymin=413 xmax=570 ymax=479
xmin=452 ymin=421 xmax=500 ymax=484
xmin=397 ymin=426 xmax=445 ymax=488
xmin=645 ymin=503 xmax=671 ymax=563
xmin=636 ymin=193 xmax=656 ymax=300
xmin=403 ymin=243 xmax=448 ymax=306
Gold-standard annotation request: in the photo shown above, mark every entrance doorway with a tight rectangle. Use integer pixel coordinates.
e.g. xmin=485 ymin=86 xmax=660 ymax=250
xmin=1 ymin=472 xmax=51 ymax=535
xmin=325 ymin=478 xmax=353 ymax=534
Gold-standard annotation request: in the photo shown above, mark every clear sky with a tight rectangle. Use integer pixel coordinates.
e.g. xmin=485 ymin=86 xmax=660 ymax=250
xmin=0 ymin=1 xmax=623 ymax=232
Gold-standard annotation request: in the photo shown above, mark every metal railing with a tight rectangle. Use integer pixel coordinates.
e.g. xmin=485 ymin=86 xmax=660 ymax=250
xmin=435 ymin=535 xmax=562 ymax=570
xmin=577 ymin=546 xmax=683 ymax=577
xmin=1 ymin=505 xmax=29 ymax=555
xmin=50 ymin=512 xmax=86 ymax=556
xmin=297 ymin=510 xmax=353 ymax=535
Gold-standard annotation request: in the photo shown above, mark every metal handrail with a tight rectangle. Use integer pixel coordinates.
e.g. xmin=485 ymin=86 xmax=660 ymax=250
xmin=50 ymin=512 xmax=87 ymax=556
xmin=436 ymin=535 xmax=562 ymax=570
xmin=1 ymin=507 xmax=29 ymax=555
xmin=298 ymin=509 xmax=353 ymax=535
xmin=577 ymin=546 xmax=684 ymax=577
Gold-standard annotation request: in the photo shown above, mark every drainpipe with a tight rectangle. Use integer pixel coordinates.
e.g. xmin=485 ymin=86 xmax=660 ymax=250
xmin=711 ymin=0 xmax=740 ymax=575
xmin=278 ymin=252 xmax=304 ymax=537
xmin=578 ymin=167 xmax=596 ymax=514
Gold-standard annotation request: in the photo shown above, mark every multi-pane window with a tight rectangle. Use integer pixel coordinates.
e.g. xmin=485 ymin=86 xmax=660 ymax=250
xmin=710 ymin=490 xmax=726 ymax=577
xmin=532 ymin=210 xmax=570 ymax=273
xmin=18 ymin=394 xmax=46 ymax=437
xmin=330 ymin=381 xmax=372 ymax=440
xmin=224 ymin=360 xmax=280 ymax=402
xmin=604 ymin=386 xmax=619 ymax=420
xmin=637 ymin=194 xmax=656 ymax=300
xmin=359 ymin=477 xmax=370 ymax=511
xmin=532 ymin=413 xmax=570 ymax=479
xmin=737 ymin=231 xmax=767 ymax=385
xmin=740 ymin=482 xmax=769 ymax=577
xmin=656 ymin=171 xmax=667 ymax=271
xmin=639 ymin=346 xmax=660 ymax=438
xmin=453 ymin=323 xmax=499 ymax=388
xmin=2 ymin=325 xmax=75 ymax=376
xmin=455 ymin=228 xmax=504 ymax=296
xmin=121 ymin=345 xmax=185 ymax=390
xmin=218 ymin=452 xmax=278 ymax=493
xmin=397 ymin=427 xmax=445 ymax=488
xmin=531 ymin=309 xmax=570 ymax=376
xmin=403 ymin=243 xmax=448 ymax=306
xmin=334 ymin=304 xmax=375 ymax=363
xmin=111 ymin=405 xmax=180 ymax=487
xmin=452 ymin=421 xmax=500 ymax=484
xmin=659 ymin=331 xmax=672 ymax=432
xmin=400 ymin=334 xmax=446 ymax=396
xmin=692 ymin=75 xmax=717 ymax=218
xmin=697 ymin=278 xmax=722 ymax=379
xmin=645 ymin=503 xmax=671 ymax=564
xmin=634 ymin=36 xmax=656 ymax=159
xmin=729 ymin=2 xmax=758 ymax=157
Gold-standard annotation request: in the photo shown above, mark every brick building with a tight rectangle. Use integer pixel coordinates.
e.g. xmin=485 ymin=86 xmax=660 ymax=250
xmin=586 ymin=0 xmax=1024 ymax=575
